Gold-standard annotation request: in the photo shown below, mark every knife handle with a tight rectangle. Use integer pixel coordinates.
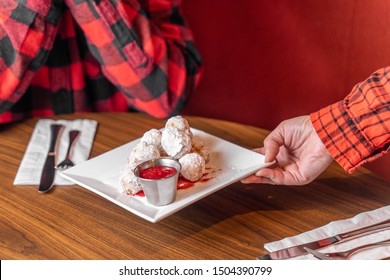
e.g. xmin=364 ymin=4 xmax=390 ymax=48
xmin=48 ymin=124 xmax=64 ymax=153
xmin=339 ymin=218 xmax=390 ymax=239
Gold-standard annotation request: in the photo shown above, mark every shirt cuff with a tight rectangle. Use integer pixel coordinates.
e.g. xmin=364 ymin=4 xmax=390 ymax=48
xmin=309 ymin=101 xmax=383 ymax=173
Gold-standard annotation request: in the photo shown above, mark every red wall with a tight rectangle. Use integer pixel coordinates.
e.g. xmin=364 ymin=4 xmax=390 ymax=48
xmin=182 ymin=0 xmax=390 ymax=182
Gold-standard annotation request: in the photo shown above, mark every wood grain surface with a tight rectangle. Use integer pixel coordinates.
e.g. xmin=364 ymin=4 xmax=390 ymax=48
xmin=1 ymin=113 xmax=389 ymax=259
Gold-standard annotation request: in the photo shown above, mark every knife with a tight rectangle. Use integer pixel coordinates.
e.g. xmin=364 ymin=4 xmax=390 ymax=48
xmin=257 ymin=218 xmax=390 ymax=260
xmin=38 ymin=124 xmax=64 ymax=193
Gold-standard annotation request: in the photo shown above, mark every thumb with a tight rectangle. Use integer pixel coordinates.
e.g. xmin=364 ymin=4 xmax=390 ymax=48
xmin=263 ymin=136 xmax=281 ymax=163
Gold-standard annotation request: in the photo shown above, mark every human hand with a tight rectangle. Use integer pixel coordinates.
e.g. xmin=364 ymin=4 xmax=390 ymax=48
xmin=241 ymin=116 xmax=333 ymax=185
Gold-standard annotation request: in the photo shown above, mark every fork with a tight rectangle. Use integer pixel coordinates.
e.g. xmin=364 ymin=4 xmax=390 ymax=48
xmin=56 ymin=130 xmax=80 ymax=170
xmin=304 ymin=239 xmax=390 ymax=260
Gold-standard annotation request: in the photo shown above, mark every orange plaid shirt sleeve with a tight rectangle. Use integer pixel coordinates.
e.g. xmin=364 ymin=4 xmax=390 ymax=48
xmin=310 ymin=67 xmax=390 ymax=173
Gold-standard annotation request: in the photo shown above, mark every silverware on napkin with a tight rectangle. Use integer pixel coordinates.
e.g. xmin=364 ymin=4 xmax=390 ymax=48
xmin=257 ymin=218 xmax=390 ymax=260
xmin=38 ymin=124 xmax=64 ymax=193
xmin=304 ymin=238 xmax=390 ymax=260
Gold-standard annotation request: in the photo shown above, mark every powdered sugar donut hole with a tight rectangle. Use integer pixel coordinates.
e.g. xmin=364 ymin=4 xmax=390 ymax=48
xmin=161 ymin=128 xmax=192 ymax=159
xmin=165 ymin=115 xmax=193 ymax=139
xmin=128 ymin=141 xmax=160 ymax=168
xmin=140 ymin=128 xmax=162 ymax=149
xmin=179 ymin=153 xmax=205 ymax=182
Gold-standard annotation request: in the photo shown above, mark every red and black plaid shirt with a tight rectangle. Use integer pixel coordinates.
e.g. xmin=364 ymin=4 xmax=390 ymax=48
xmin=311 ymin=67 xmax=390 ymax=173
xmin=0 ymin=0 xmax=202 ymax=124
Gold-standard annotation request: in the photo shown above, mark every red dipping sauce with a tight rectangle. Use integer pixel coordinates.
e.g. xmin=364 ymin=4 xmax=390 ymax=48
xmin=139 ymin=166 xmax=177 ymax=180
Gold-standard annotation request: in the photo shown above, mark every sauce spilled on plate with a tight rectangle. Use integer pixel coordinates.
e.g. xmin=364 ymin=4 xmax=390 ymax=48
xmin=177 ymin=168 xmax=215 ymax=190
xmin=139 ymin=166 xmax=177 ymax=180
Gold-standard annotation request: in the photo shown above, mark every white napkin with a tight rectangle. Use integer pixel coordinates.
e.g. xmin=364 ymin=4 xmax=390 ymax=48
xmin=14 ymin=119 xmax=98 ymax=186
xmin=264 ymin=205 xmax=390 ymax=259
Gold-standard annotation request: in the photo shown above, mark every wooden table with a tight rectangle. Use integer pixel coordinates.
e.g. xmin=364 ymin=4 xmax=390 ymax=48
xmin=1 ymin=112 xmax=390 ymax=260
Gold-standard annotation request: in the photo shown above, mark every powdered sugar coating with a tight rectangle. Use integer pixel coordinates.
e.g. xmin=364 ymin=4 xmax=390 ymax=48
xmin=179 ymin=153 xmax=205 ymax=182
xmin=128 ymin=141 xmax=160 ymax=169
xmin=165 ymin=115 xmax=193 ymax=139
xmin=161 ymin=128 xmax=192 ymax=159
xmin=119 ymin=167 xmax=142 ymax=195
xmin=191 ymin=141 xmax=210 ymax=163
xmin=141 ymin=128 xmax=162 ymax=149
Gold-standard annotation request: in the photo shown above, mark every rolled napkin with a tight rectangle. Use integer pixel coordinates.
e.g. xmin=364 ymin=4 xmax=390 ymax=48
xmin=14 ymin=119 xmax=98 ymax=186
xmin=264 ymin=205 xmax=390 ymax=259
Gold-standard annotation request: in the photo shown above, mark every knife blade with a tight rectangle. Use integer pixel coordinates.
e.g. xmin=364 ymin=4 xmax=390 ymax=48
xmin=257 ymin=218 xmax=390 ymax=260
xmin=39 ymin=124 xmax=64 ymax=193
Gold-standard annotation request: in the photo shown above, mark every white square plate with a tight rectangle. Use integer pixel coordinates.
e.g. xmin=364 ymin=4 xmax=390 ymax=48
xmin=61 ymin=128 xmax=274 ymax=222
